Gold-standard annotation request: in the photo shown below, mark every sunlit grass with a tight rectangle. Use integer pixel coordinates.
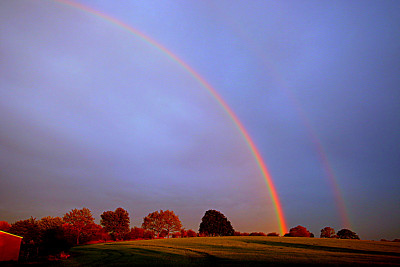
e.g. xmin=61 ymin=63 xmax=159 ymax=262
xmin=59 ymin=236 xmax=400 ymax=266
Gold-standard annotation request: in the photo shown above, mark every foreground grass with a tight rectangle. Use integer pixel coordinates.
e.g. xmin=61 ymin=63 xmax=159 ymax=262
xmin=56 ymin=237 xmax=400 ymax=266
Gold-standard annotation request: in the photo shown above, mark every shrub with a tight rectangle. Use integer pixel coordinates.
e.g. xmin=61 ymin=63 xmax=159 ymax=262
xmin=172 ymin=232 xmax=181 ymax=238
xmin=249 ymin=232 xmax=266 ymax=236
xmin=267 ymin=232 xmax=279 ymax=237
xmin=187 ymin=229 xmax=197 ymax=237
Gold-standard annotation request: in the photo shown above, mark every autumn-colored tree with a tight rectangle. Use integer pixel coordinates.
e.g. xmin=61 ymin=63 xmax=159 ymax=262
xmin=9 ymin=217 xmax=41 ymax=244
xmin=233 ymin=232 xmax=250 ymax=236
xmin=95 ymin=227 xmax=112 ymax=242
xmin=38 ymin=216 xmax=64 ymax=232
xmin=180 ymin=229 xmax=188 ymax=238
xmin=63 ymin=207 xmax=95 ymax=244
xmin=36 ymin=216 xmax=68 ymax=255
xmin=172 ymin=232 xmax=181 ymax=238
xmin=199 ymin=210 xmax=234 ymax=237
xmin=187 ymin=229 xmax=197 ymax=237
xmin=62 ymin=221 xmax=101 ymax=245
xmin=320 ymin=227 xmax=336 ymax=238
xmin=337 ymin=229 xmax=360 ymax=239
xmin=159 ymin=229 xmax=168 ymax=238
xmin=129 ymin=227 xmax=145 ymax=240
xmin=0 ymin=221 xmax=11 ymax=232
xmin=286 ymin=225 xmax=313 ymax=237
xmin=142 ymin=210 xmax=182 ymax=238
xmin=100 ymin=207 xmax=130 ymax=240
xmin=143 ymin=229 xmax=155 ymax=239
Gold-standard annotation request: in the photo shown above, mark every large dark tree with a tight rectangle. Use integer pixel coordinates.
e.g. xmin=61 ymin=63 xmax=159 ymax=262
xmin=199 ymin=210 xmax=234 ymax=236
xmin=142 ymin=210 xmax=182 ymax=238
xmin=337 ymin=229 xmax=360 ymax=239
xmin=100 ymin=207 xmax=130 ymax=240
xmin=63 ymin=207 xmax=95 ymax=245
xmin=38 ymin=216 xmax=69 ymax=255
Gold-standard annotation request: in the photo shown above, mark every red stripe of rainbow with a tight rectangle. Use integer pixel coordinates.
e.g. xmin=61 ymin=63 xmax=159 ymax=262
xmin=51 ymin=0 xmax=288 ymax=235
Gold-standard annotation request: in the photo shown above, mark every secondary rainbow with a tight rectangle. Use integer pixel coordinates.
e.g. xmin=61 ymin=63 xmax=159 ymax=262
xmin=220 ymin=14 xmax=352 ymax=229
xmin=52 ymin=0 xmax=288 ymax=235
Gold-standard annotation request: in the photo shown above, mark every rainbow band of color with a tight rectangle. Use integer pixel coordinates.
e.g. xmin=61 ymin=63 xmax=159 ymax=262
xmin=52 ymin=0 xmax=288 ymax=235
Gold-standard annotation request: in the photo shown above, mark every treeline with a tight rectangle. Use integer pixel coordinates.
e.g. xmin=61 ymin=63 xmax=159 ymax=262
xmin=0 ymin=207 xmax=371 ymax=261
xmin=0 ymin=207 xmax=197 ymax=261
xmin=281 ymin=225 xmax=360 ymax=239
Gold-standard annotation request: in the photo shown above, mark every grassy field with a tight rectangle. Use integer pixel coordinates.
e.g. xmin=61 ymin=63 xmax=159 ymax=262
xmin=54 ymin=236 xmax=400 ymax=266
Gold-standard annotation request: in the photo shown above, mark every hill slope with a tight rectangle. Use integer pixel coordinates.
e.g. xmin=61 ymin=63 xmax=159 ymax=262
xmin=61 ymin=236 xmax=400 ymax=266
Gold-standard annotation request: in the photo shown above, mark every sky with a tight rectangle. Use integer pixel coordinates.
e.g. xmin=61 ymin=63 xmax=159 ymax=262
xmin=0 ymin=0 xmax=399 ymax=240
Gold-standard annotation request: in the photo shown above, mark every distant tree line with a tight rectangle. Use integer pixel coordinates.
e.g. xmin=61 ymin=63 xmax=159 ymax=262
xmin=2 ymin=207 xmax=385 ymax=262
xmin=0 ymin=207 xmax=195 ymax=261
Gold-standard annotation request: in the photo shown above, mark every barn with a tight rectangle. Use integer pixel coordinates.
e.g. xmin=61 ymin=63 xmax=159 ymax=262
xmin=0 ymin=230 xmax=23 ymax=262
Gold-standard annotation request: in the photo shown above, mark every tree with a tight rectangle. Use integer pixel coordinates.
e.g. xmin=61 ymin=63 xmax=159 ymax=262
xmin=199 ymin=210 xmax=234 ymax=237
xmin=0 ymin=221 xmax=11 ymax=232
xmin=100 ymin=207 xmax=130 ymax=240
xmin=142 ymin=210 xmax=182 ymax=238
xmin=38 ymin=216 xmax=64 ymax=232
xmin=38 ymin=216 xmax=69 ymax=255
xmin=249 ymin=232 xmax=267 ymax=236
xmin=320 ymin=227 xmax=335 ymax=238
xmin=63 ymin=207 xmax=95 ymax=245
xmin=172 ymin=232 xmax=181 ymax=238
xmin=337 ymin=229 xmax=360 ymax=239
xmin=9 ymin=217 xmax=41 ymax=244
xmin=267 ymin=232 xmax=280 ymax=237
xmin=187 ymin=229 xmax=197 ymax=237
xmin=180 ymin=229 xmax=188 ymax=238
xmin=286 ymin=225 xmax=313 ymax=237
xmin=129 ymin=227 xmax=145 ymax=240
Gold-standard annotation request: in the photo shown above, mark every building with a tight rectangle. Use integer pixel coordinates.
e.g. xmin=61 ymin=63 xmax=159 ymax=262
xmin=0 ymin=230 xmax=23 ymax=262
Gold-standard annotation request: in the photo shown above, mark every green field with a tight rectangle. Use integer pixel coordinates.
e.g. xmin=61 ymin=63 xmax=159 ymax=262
xmin=58 ymin=237 xmax=400 ymax=266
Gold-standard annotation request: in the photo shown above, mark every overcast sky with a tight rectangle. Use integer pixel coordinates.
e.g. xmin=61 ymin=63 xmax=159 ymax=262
xmin=1 ymin=0 xmax=399 ymax=240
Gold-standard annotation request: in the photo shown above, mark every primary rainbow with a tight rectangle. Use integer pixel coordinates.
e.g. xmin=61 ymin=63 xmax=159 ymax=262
xmin=52 ymin=0 xmax=288 ymax=235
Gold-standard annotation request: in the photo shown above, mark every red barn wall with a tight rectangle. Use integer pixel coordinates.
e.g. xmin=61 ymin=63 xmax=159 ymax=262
xmin=0 ymin=231 xmax=22 ymax=262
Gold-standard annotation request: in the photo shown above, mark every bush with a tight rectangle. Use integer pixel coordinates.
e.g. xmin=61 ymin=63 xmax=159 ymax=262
xmin=172 ymin=232 xmax=181 ymax=238
xmin=129 ymin=227 xmax=145 ymax=240
xmin=267 ymin=232 xmax=279 ymax=237
xmin=143 ymin=230 xmax=155 ymax=239
xmin=187 ymin=229 xmax=197 ymax=237
xmin=249 ymin=232 xmax=266 ymax=236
